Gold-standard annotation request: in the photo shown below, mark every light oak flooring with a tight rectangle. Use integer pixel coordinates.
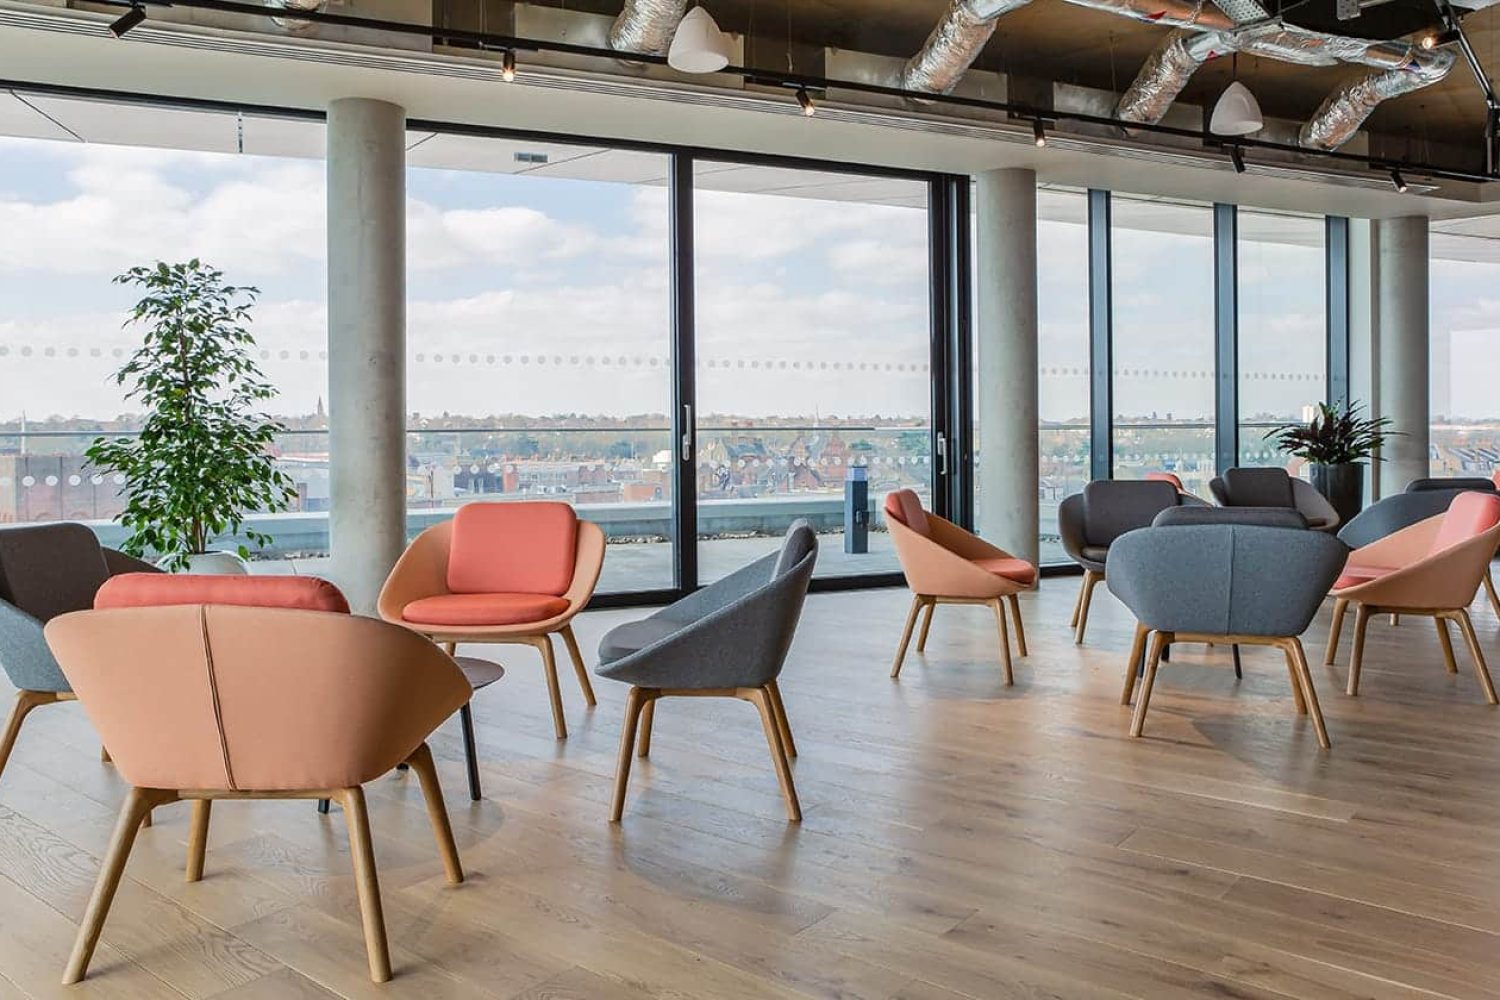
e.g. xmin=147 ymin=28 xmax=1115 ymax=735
xmin=4 ymin=578 xmax=1500 ymax=999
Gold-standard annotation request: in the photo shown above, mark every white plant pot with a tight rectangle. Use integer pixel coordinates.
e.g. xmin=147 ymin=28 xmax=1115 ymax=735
xmin=172 ymin=551 xmax=251 ymax=575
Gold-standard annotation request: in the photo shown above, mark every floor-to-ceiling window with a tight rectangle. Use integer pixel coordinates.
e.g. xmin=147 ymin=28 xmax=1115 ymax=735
xmin=1430 ymin=226 xmax=1500 ymax=477
xmin=1110 ymin=196 xmax=1216 ymax=496
xmin=1237 ymin=210 xmax=1326 ymax=470
xmin=1037 ymin=188 xmax=1091 ymax=563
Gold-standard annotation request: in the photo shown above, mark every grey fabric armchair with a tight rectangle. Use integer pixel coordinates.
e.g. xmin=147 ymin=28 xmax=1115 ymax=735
xmin=1058 ymin=480 xmax=1182 ymax=645
xmin=1209 ymin=467 xmax=1340 ymax=532
xmin=1107 ymin=522 xmax=1347 ymax=749
xmin=595 ymin=520 xmax=817 ymax=822
xmin=0 ymin=523 xmax=160 ymax=782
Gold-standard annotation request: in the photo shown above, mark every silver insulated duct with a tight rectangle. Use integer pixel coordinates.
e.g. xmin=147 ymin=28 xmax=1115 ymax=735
xmin=609 ymin=0 xmax=688 ymax=55
xmin=1300 ymin=48 xmax=1457 ymax=149
xmin=1118 ymin=29 xmax=1235 ymax=123
xmin=268 ymin=0 xmax=324 ymax=33
xmin=901 ymin=0 xmax=1034 ymax=94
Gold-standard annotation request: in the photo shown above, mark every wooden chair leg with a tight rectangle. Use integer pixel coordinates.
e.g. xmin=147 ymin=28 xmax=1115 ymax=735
xmin=185 ymin=800 xmax=211 ymax=883
xmin=749 ymin=687 xmax=801 ymax=822
xmin=915 ymin=601 xmax=936 ymax=652
xmin=1324 ymin=598 xmax=1348 ymax=666
xmin=1074 ymin=571 xmax=1101 ymax=645
xmin=636 ymin=699 xmax=655 ymax=759
xmin=1454 ymin=610 xmax=1500 ymax=706
xmin=0 ymin=690 xmax=54 ymax=782
xmin=1347 ymin=604 xmax=1372 ymax=697
xmin=766 ymin=679 xmax=797 ymax=758
xmin=610 ymin=688 xmax=649 ymax=822
xmin=100 ymin=745 xmax=111 ymax=764
xmin=339 ymin=787 xmax=392 ymax=984
xmin=64 ymin=787 xmax=175 ymax=984
xmin=1436 ymin=616 xmax=1459 ymax=674
xmin=1068 ymin=575 xmax=1086 ymax=628
xmin=535 ymin=636 xmax=568 ymax=740
xmin=891 ymin=595 xmax=924 ymax=679
xmin=1287 ymin=639 xmax=1331 ymax=750
xmin=1121 ymin=623 xmax=1150 ymax=705
xmin=1130 ymin=632 xmax=1169 ymax=738
xmin=1007 ymin=594 xmax=1028 ymax=658
xmin=1279 ymin=644 xmax=1308 ymax=715
xmin=989 ymin=598 xmax=1014 ymax=687
xmin=405 ymin=743 xmax=463 ymax=885
xmin=559 ymin=624 xmax=597 ymax=708
xmin=1485 ymin=567 xmax=1500 ymax=618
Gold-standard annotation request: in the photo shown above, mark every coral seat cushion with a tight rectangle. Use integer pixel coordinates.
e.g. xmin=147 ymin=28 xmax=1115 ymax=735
xmin=974 ymin=556 xmax=1037 ymax=585
xmin=883 ymin=489 xmax=930 ymax=536
xmin=1430 ymin=492 xmax=1500 ymax=555
xmin=447 ymin=502 xmax=578 ymax=596
xmin=402 ymin=593 xmax=570 ymax=627
xmin=95 ymin=573 xmax=350 ymax=614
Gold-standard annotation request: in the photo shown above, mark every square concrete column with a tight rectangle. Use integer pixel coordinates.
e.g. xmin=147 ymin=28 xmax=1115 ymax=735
xmin=1374 ymin=216 xmax=1430 ymax=498
xmin=327 ymin=98 xmax=407 ymax=614
xmin=974 ymin=168 xmax=1040 ymax=566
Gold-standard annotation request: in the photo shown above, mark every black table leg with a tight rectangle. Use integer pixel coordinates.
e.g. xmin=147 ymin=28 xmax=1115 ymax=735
xmin=317 ymin=798 xmax=330 ymax=814
xmin=1232 ymin=644 xmax=1243 ymax=678
xmin=460 ymin=703 xmax=482 ymax=801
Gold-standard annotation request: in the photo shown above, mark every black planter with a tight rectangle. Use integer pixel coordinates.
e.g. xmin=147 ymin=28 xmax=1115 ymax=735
xmin=1310 ymin=462 xmax=1364 ymax=526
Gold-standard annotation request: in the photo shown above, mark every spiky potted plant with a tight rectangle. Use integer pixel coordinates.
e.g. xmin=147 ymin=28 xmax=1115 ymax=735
xmin=85 ymin=260 xmax=296 ymax=572
xmin=1264 ymin=400 xmax=1393 ymax=526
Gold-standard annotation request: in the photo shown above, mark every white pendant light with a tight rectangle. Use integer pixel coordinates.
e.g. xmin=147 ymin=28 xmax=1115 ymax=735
xmin=1210 ymin=80 xmax=1264 ymax=137
xmin=668 ymin=6 xmax=732 ymax=74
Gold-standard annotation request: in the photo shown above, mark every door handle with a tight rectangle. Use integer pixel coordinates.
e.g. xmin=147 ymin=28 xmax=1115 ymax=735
xmin=936 ymin=431 xmax=949 ymax=476
xmin=681 ymin=405 xmax=694 ymax=462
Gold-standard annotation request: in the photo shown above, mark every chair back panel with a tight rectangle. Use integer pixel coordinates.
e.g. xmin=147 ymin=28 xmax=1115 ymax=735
xmin=883 ymin=490 xmax=930 ymax=537
xmin=1406 ymin=477 xmax=1497 ymax=494
xmin=1431 ymin=492 xmax=1500 ymax=556
xmin=1339 ymin=491 xmax=1455 ymax=549
xmin=1153 ymin=506 xmax=1308 ymax=530
xmin=1080 ymin=480 xmax=1179 ymax=547
xmin=772 ymin=519 xmax=818 ymax=578
xmin=1220 ymin=467 xmax=1295 ymax=509
xmin=95 ymin=574 xmax=350 ymax=614
xmin=0 ymin=523 xmax=110 ymax=623
xmin=447 ymin=502 xmax=578 ymax=596
xmin=1145 ymin=472 xmax=1184 ymax=491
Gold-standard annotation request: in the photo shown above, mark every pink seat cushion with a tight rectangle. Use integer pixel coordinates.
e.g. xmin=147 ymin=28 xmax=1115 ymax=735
xmin=447 ymin=502 xmax=578 ymax=597
xmin=974 ymin=556 xmax=1037 ymax=585
xmin=1430 ymin=492 xmax=1500 ymax=555
xmin=1333 ymin=563 xmax=1390 ymax=591
xmin=402 ymin=593 xmax=570 ymax=627
xmin=883 ymin=489 xmax=930 ymax=536
xmin=95 ymin=573 xmax=350 ymax=614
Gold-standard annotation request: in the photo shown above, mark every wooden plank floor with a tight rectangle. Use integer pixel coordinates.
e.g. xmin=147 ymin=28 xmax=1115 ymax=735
xmin=4 ymin=578 xmax=1500 ymax=999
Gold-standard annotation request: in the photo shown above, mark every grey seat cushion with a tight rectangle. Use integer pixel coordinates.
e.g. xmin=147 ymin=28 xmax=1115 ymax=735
xmin=1080 ymin=545 xmax=1110 ymax=565
xmin=598 ymin=617 xmax=688 ymax=665
xmin=1219 ymin=468 xmax=1295 ymax=509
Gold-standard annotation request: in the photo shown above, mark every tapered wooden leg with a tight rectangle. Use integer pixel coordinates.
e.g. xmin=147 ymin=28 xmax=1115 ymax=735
xmin=1436 ymin=617 xmax=1459 ymax=674
xmin=1074 ymin=571 xmax=1101 ymax=645
xmin=1325 ymin=597 xmax=1348 ymax=667
xmin=1484 ymin=567 xmax=1500 ymax=618
xmin=64 ymin=787 xmax=175 ymax=984
xmin=1391 ymin=613 xmax=1400 ymax=626
xmin=1069 ymin=575 xmax=1086 ymax=628
xmin=749 ymin=687 xmax=801 ymax=822
xmin=915 ymin=601 xmax=936 ymax=652
xmin=185 ymin=800 xmax=211 ymax=883
xmin=536 ymin=636 xmax=567 ymax=740
xmin=559 ymin=624 xmax=597 ymax=708
xmin=1454 ymin=610 xmax=1500 ymax=706
xmin=1121 ymin=622 xmax=1150 ymax=705
xmin=405 ymin=743 xmax=463 ymax=885
xmin=1279 ymin=644 xmax=1308 ymax=715
xmin=1130 ymin=632 xmax=1169 ymax=738
xmin=611 ymin=688 xmax=649 ymax=822
xmin=1288 ymin=640 xmax=1331 ymax=750
xmin=1007 ymin=594 xmax=1028 ymax=658
xmin=100 ymin=745 xmax=111 ymax=764
xmin=766 ymin=680 xmax=797 ymax=758
xmin=339 ymin=787 xmax=391 ymax=984
xmin=636 ymin=699 xmax=655 ymax=759
xmin=989 ymin=599 xmax=1014 ymax=686
xmin=1348 ymin=604 xmax=1372 ymax=697
xmin=0 ymin=690 xmax=54 ymax=782
xmin=891 ymin=595 xmax=924 ymax=679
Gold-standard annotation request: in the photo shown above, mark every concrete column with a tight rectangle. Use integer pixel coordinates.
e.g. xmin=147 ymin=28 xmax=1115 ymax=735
xmin=327 ymin=98 xmax=407 ymax=614
xmin=1375 ymin=216 xmax=1430 ymax=499
xmin=974 ymin=168 xmax=1039 ymax=565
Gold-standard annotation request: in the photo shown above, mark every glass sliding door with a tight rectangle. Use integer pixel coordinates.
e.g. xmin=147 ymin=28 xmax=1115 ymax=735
xmin=691 ymin=162 xmax=934 ymax=581
xmin=1430 ymin=228 xmax=1500 ymax=478
xmin=1036 ymin=188 xmax=1091 ymax=563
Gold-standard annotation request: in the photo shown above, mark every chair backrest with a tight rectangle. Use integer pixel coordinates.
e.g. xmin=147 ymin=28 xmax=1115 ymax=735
xmin=95 ymin=573 xmax=350 ymax=614
xmin=446 ymin=501 xmax=578 ymax=596
xmin=0 ymin=523 xmax=111 ymax=624
xmin=1145 ymin=472 xmax=1185 ymax=491
xmin=1430 ymin=491 xmax=1500 ymax=556
xmin=1215 ymin=467 xmax=1296 ymax=509
xmin=1406 ymin=477 xmax=1498 ymax=494
xmin=1338 ymin=491 xmax=1457 ymax=549
xmin=1080 ymin=480 xmax=1181 ymax=547
xmin=1107 ymin=524 xmax=1347 ymax=637
xmin=884 ymin=489 xmax=930 ymax=537
xmin=772 ymin=519 xmax=818 ymax=579
xmin=1152 ymin=506 xmax=1308 ymax=530
xmin=45 ymin=605 xmax=469 ymax=792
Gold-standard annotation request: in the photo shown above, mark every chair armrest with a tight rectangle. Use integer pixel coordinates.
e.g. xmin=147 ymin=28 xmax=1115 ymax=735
xmin=103 ymin=548 xmax=162 ymax=577
xmin=890 ymin=520 xmax=1020 ymax=598
xmin=927 ymin=515 xmax=1013 ymax=562
xmin=0 ymin=599 xmax=69 ymax=693
xmin=1057 ymin=494 xmax=1088 ymax=562
xmin=559 ymin=521 xmax=606 ymax=616
xmin=655 ymin=553 xmax=779 ymax=623
xmin=1346 ymin=513 xmax=1444 ymax=570
xmin=1340 ymin=526 xmax=1500 ymax=610
xmin=376 ymin=522 xmax=452 ymax=624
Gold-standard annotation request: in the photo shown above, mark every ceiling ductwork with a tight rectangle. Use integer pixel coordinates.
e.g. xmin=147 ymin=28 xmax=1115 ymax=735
xmin=901 ymin=0 xmax=1034 ymax=94
xmin=1301 ymin=47 xmax=1458 ymax=148
xmin=1117 ymin=29 xmax=1235 ymax=124
xmin=268 ymin=0 xmax=325 ymax=33
xmin=608 ymin=0 xmax=688 ymax=55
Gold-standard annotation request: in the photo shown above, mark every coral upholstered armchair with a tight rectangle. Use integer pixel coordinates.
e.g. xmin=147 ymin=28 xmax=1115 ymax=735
xmin=884 ymin=489 xmax=1036 ymax=684
xmin=379 ymin=501 xmax=605 ymax=740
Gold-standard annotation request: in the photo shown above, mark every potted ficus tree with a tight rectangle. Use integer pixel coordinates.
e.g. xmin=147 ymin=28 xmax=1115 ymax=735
xmin=1264 ymin=400 xmax=1394 ymax=527
xmin=85 ymin=260 xmax=297 ymax=573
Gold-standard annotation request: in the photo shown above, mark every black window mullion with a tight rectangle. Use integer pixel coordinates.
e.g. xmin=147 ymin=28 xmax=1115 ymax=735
xmin=669 ymin=152 xmax=697 ymax=594
xmin=928 ymin=177 xmax=953 ymax=520
xmin=1214 ymin=202 xmax=1239 ymax=474
xmin=944 ymin=176 xmax=975 ymax=529
xmin=1087 ymin=189 xmax=1113 ymax=481
xmin=1326 ymin=216 xmax=1351 ymax=406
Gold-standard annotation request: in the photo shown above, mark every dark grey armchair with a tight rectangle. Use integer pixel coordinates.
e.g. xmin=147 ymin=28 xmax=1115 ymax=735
xmin=1058 ymin=480 xmax=1182 ymax=645
xmin=1107 ymin=521 xmax=1347 ymax=749
xmin=595 ymin=520 xmax=817 ymax=822
xmin=0 ymin=523 xmax=160 ymax=782
xmin=1209 ymin=467 xmax=1340 ymax=532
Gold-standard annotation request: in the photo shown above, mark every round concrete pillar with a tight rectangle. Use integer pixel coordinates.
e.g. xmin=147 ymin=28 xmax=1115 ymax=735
xmin=1375 ymin=216 xmax=1429 ymax=497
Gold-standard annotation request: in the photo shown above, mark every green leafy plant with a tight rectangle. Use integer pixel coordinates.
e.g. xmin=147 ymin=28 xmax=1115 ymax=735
xmin=85 ymin=260 xmax=296 ymax=571
xmin=1263 ymin=400 xmax=1394 ymax=466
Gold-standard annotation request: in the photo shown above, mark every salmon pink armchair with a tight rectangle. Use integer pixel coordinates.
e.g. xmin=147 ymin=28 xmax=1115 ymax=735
xmin=884 ymin=490 xmax=1036 ymax=684
xmin=379 ymin=501 xmax=605 ymax=740
xmin=1325 ymin=491 xmax=1500 ymax=703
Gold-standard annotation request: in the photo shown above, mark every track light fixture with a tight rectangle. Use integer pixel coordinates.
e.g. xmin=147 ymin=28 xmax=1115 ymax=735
xmin=1390 ymin=167 xmax=1409 ymax=193
xmin=1032 ymin=118 xmax=1047 ymax=148
xmin=1229 ymin=144 xmax=1246 ymax=174
xmin=1420 ymin=27 xmax=1463 ymax=50
xmin=795 ymin=86 xmax=816 ymax=117
xmin=501 ymin=49 xmax=517 ymax=82
xmin=109 ymin=3 xmax=146 ymax=37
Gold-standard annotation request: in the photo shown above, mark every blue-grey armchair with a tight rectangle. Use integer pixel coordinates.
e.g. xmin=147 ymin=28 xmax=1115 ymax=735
xmin=595 ymin=520 xmax=817 ymax=822
xmin=0 ymin=523 xmax=160 ymax=781
xmin=1107 ymin=521 xmax=1347 ymax=749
